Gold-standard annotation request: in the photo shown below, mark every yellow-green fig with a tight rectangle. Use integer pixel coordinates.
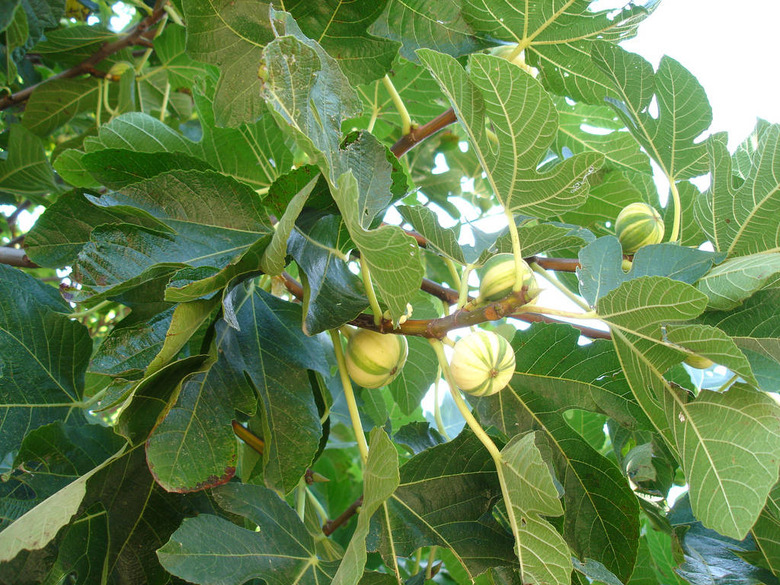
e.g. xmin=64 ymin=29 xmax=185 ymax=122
xmin=478 ymin=253 xmax=536 ymax=303
xmin=450 ymin=330 xmax=516 ymax=397
xmin=345 ymin=329 xmax=408 ymax=389
xmin=615 ymin=202 xmax=664 ymax=254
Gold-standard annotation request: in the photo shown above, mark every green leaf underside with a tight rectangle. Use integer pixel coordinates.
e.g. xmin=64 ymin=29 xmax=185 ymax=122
xmin=419 ymin=50 xmax=602 ymax=220
xmin=598 ymin=276 xmax=780 ymax=539
xmin=499 ymin=432 xmax=572 ymax=585
xmin=696 ymin=125 xmax=780 ymax=257
xmin=476 ymin=326 xmax=641 ymax=581
xmin=332 ymin=428 xmax=399 ymax=585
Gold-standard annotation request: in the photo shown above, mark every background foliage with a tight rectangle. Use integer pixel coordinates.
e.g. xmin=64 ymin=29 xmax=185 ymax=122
xmin=0 ymin=1 xmax=779 ymax=584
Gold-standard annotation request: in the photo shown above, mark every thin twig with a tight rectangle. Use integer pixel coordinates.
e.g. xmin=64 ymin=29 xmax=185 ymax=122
xmin=0 ymin=0 xmax=168 ymax=111
xmin=390 ymin=108 xmax=457 ymax=158
xmin=3 ymin=234 xmax=24 ymax=247
xmin=323 ymin=496 xmax=363 ymax=536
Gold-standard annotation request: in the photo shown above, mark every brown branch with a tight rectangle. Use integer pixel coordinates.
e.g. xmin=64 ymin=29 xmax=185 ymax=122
xmin=280 ymin=271 xmax=607 ymax=339
xmin=0 ymin=247 xmax=39 ymax=268
xmin=4 ymin=234 xmax=24 ymax=247
xmin=390 ymin=108 xmax=457 ymax=158
xmin=323 ymin=496 xmax=363 ymax=536
xmin=0 ymin=1 xmax=168 ymax=111
xmin=511 ymin=312 xmax=611 ymax=340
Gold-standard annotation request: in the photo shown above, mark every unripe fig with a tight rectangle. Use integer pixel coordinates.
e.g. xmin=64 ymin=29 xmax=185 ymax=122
xmin=478 ymin=253 xmax=536 ymax=303
xmin=615 ymin=202 xmax=664 ymax=254
xmin=683 ymin=355 xmax=714 ymax=369
xmin=450 ymin=330 xmax=516 ymax=397
xmin=345 ymin=329 xmax=408 ymax=389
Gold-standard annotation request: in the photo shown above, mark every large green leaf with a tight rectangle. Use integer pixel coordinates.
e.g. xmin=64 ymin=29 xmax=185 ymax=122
xmin=180 ymin=0 xmax=274 ymax=126
xmin=332 ymin=428 xmax=399 ymax=585
xmin=261 ymin=11 xmax=362 ymax=179
xmin=498 ymin=432 xmax=571 ymax=585
xmin=752 ymin=484 xmax=780 ymax=578
xmin=0 ymin=422 xmax=124 ymax=533
xmin=285 ymin=0 xmax=399 ymax=85
xmin=148 ymin=285 xmax=328 ymax=494
xmin=578 ymin=236 xmax=724 ymax=306
xmin=592 ymin=43 xmax=711 ymax=184
xmin=462 ymin=0 xmax=658 ymax=105
xmin=475 ymin=330 xmax=641 ymax=581
xmin=24 ymin=188 xmax=163 ymax=267
xmin=397 ymin=204 xmax=466 ymax=265
xmin=0 ymin=124 xmax=57 ymax=202
xmin=697 ymin=289 xmax=780 ymax=391
xmin=21 ymin=77 xmax=100 ymax=136
xmin=695 ymin=253 xmax=780 ymax=310
xmin=695 ymin=125 xmax=780 ymax=257
xmin=377 ymin=431 xmax=518 ymax=579
xmin=0 ymin=266 xmax=92 ymax=457
xmin=81 ymin=93 xmax=294 ymax=191
xmin=151 ymin=23 xmax=218 ymax=90
xmin=288 ymin=213 xmax=369 ymax=335
xmin=332 ymin=168 xmax=423 ymax=323
xmin=73 ymin=170 xmax=273 ymax=299
xmin=419 ymin=50 xmax=602 ymax=219
xmin=598 ymin=276 xmax=780 ymax=539
xmin=553 ymin=97 xmax=651 ymax=175
xmin=370 ymin=0 xmax=489 ymax=62
xmin=671 ymin=494 xmax=779 ymax=585
xmin=158 ymin=483 xmax=341 ymax=585
xmin=192 ymin=81 xmax=295 ymax=190
xmin=505 ymin=321 xmax=648 ymax=430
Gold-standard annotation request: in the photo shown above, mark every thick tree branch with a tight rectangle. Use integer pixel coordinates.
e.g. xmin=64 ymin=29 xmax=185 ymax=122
xmin=0 ymin=1 xmax=168 ymax=111
xmin=280 ymin=272 xmax=608 ymax=340
xmin=0 ymin=247 xmax=38 ymax=268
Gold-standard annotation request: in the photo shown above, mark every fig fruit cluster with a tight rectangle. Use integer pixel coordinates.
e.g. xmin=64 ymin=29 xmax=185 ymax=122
xmin=615 ymin=202 xmax=664 ymax=254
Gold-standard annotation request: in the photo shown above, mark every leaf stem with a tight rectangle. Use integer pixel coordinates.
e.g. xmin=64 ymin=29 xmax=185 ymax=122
xmin=296 ymin=477 xmax=307 ymax=521
xmin=95 ymin=78 xmax=103 ymax=127
xmin=444 ymin=257 xmax=462 ymax=292
xmin=530 ymin=262 xmax=591 ymax=311
xmin=504 ymin=210 xmax=524 ymax=292
xmin=360 ymin=260 xmax=383 ymax=326
xmin=329 ymin=329 xmax=369 ymax=464
xmin=382 ymin=74 xmax=412 ymax=135
xmin=457 ymin=264 xmax=474 ymax=309
xmin=367 ymin=82 xmax=379 ymax=134
xmin=429 ymin=338 xmax=524 ymax=571
xmin=306 ymin=487 xmax=329 ymax=525
xmin=515 ymin=304 xmax=598 ymax=321
xmin=717 ymin=373 xmax=739 ymax=392
xmin=425 ymin=547 xmax=438 ymax=579
xmin=69 ymin=299 xmax=112 ymax=319
xmin=668 ymin=179 xmax=682 ymax=243
xmin=159 ymin=80 xmax=171 ymax=122
xmin=432 ymin=366 xmax=451 ymax=441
